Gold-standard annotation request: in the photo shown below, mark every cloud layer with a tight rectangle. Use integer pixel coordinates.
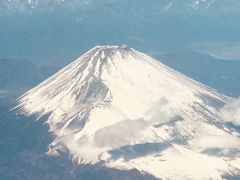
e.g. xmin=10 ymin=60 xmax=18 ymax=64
xmin=191 ymin=42 xmax=240 ymax=60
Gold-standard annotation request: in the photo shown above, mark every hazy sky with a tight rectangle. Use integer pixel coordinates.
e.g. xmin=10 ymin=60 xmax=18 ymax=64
xmin=1 ymin=0 xmax=240 ymax=66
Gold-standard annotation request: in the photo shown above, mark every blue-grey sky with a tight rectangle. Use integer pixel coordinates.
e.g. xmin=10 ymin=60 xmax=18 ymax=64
xmin=1 ymin=0 xmax=240 ymax=66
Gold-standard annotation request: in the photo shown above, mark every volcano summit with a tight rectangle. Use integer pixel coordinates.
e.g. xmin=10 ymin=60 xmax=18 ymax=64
xmin=17 ymin=45 xmax=240 ymax=179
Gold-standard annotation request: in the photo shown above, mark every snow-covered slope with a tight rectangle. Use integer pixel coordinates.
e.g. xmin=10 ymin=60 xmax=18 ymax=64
xmin=17 ymin=46 xmax=240 ymax=179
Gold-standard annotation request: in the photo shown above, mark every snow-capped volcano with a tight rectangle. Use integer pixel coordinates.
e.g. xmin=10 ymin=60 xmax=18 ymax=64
xmin=17 ymin=45 xmax=240 ymax=179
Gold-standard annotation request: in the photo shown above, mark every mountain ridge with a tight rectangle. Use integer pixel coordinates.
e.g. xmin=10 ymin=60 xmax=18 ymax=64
xmin=2 ymin=0 xmax=240 ymax=16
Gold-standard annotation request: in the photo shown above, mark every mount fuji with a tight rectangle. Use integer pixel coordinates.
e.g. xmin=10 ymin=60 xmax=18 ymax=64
xmin=17 ymin=45 xmax=240 ymax=179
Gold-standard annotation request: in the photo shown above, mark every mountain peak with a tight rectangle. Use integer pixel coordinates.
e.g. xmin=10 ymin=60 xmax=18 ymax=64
xmin=84 ymin=45 xmax=133 ymax=62
xmin=93 ymin=45 xmax=129 ymax=51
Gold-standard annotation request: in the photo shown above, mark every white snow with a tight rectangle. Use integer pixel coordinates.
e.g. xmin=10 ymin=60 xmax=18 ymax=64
xmin=17 ymin=45 xmax=240 ymax=179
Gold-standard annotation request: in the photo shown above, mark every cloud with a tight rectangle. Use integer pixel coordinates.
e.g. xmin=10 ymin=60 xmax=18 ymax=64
xmin=144 ymin=97 xmax=180 ymax=124
xmin=195 ymin=133 xmax=240 ymax=150
xmin=94 ymin=118 xmax=149 ymax=148
xmin=94 ymin=97 xmax=181 ymax=148
xmin=219 ymin=98 xmax=240 ymax=126
xmin=192 ymin=123 xmax=240 ymax=154
xmin=191 ymin=42 xmax=240 ymax=60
